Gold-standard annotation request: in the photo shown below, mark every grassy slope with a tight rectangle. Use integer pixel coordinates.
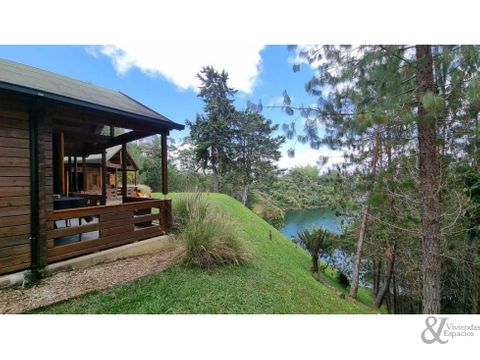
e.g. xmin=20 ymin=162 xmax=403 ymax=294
xmin=35 ymin=193 xmax=377 ymax=314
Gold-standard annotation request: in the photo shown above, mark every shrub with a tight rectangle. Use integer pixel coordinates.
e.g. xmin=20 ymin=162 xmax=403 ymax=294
xmin=172 ymin=193 xmax=208 ymax=234
xmin=250 ymin=191 xmax=285 ymax=229
xmin=174 ymin=193 xmax=247 ymax=269
xmin=336 ymin=271 xmax=350 ymax=289
xmin=296 ymin=226 xmax=332 ymax=274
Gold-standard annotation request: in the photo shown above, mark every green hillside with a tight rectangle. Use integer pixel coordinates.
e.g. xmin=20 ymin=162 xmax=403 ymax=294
xmin=35 ymin=193 xmax=377 ymax=314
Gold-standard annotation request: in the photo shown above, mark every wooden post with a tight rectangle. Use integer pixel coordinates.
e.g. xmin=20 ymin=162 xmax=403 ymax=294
xmin=73 ymin=156 xmax=78 ymax=192
xmin=121 ymin=143 xmax=127 ymax=201
xmin=161 ymin=133 xmax=168 ymax=195
xmin=59 ymin=132 xmax=65 ymax=195
xmin=110 ymin=125 xmax=115 ymax=137
xmin=66 ymin=171 xmax=69 ymax=196
xmin=161 ymin=199 xmax=172 ymax=233
xmin=101 ymin=150 xmax=107 ymax=205
xmin=67 ymin=156 xmax=72 ymax=196
xmin=82 ymin=156 xmax=87 ymax=192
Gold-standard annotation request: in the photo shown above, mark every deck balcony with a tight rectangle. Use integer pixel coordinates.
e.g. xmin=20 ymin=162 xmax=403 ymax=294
xmin=46 ymin=128 xmax=172 ymax=263
xmin=46 ymin=112 xmax=173 ymax=263
xmin=46 ymin=196 xmax=171 ymax=263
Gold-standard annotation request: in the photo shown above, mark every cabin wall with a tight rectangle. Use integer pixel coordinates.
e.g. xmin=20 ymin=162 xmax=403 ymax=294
xmin=0 ymin=91 xmax=53 ymax=275
xmin=0 ymin=92 xmax=31 ymax=274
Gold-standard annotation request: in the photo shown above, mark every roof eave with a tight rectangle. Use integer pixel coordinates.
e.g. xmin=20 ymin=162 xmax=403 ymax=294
xmin=0 ymin=81 xmax=185 ymax=131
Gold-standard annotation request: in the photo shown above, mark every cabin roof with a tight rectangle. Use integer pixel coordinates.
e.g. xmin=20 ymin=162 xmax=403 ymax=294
xmin=85 ymin=145 xmax=124 ymax=163
xmin=0 ymin=58 xmax=184 ymax=131
xmin=64 ymin=145 xmax=139 ymax=170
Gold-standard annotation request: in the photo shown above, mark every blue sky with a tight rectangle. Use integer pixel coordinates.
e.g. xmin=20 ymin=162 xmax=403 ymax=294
xmin=0 ymin=45 xmax=343 ymax=169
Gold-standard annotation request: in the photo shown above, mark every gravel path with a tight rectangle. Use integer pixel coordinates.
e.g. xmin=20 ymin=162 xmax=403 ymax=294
xmin=0 ymin=246 xmax=184 ymax=314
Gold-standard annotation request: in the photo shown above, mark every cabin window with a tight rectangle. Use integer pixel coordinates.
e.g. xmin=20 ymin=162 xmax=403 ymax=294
xmin=91 ymin=174 xmax=98 ymax=186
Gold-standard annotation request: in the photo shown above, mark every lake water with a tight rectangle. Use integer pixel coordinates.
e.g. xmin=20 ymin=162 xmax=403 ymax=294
xmin=280 ymin=208 xmax=364 ymax=281
xmin=281 ymin=208 xmax=345 ymax=239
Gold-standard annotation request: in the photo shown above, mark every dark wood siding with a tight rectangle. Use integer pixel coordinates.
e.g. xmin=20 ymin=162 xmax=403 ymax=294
xmin=0 ymin=91 xmax=53 ymax=275
xmin=0 ymin=92 xmax=31 ymax=274
xmin=40 ymin=107 xmax=54 ymax=267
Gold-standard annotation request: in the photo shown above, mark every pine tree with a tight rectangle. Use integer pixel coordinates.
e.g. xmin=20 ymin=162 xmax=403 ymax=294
xmin=229 ymin=110 xmax=285 ymax=205
xmin=286 ymin=45 xmax=480 ymax=313
xmin=187 ymin=66 xmax=237 ymax=192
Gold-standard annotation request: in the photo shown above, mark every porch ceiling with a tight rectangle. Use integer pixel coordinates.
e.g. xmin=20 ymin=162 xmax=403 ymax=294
xmin=60 ymin=128 xmax=155 ymax=156
xmin=51 ymin=104 xmax=159 ymax=156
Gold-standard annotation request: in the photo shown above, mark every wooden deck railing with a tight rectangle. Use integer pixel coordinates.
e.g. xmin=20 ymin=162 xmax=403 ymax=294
xmin=46 ymin=198 xmax=172 ymax=263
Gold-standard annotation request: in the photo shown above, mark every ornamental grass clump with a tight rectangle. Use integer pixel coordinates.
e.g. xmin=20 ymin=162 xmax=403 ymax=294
xmin=172 ymin=192 xmax=208 ymax=234
xmin=174 ymin=193 xmax=247 ymax=269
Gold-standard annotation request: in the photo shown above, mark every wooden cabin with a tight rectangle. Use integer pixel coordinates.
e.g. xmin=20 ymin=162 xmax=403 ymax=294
xmin=0 ymin=58 xmax=184 ymax=276
xmin=64 ymin=145 xmax=140 ymax=198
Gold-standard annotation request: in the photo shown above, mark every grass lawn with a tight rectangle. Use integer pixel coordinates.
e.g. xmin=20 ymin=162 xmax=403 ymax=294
xmin=33 ymin=193 xmax=378 ymax=314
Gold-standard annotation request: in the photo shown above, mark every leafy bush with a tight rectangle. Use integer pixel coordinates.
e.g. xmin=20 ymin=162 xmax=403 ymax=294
xmin=336 ymin=271 xmax=350 ymax=289
xmin=174 ymin=193 xmax=247 ymax=269
xmin=250 ymin=191 xmax=285 ymax=228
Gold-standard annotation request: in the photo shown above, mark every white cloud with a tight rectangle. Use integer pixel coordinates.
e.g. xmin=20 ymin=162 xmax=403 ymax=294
xmin=84 ymin=45 xmax=99 ymax=59
xmin=87 ymin=44 xmax=265 ymax=94
xmin=287 ymin=45 xmax=324 ymax=68
xmin=276 ymin=146 xmax=345 ymax=171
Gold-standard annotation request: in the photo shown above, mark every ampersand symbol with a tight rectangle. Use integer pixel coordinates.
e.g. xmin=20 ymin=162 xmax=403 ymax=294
xmin=421 ymin=316 xmax=449 ymax=344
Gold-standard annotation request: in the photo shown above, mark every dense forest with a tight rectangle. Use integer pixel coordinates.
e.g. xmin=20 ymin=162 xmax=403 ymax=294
xmin=123 ymin=46 xmax=480 ymax=314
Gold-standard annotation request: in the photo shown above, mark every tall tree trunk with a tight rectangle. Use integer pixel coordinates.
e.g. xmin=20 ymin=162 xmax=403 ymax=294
xmin=350 ymin=205 xmax=370 ymax=297
xmin=241 ymin=183 xmax=249 ymax=205
xmin=211 ymin=164 xmax=220 ymax=192
xmin=392 ymin=273 xmax=397 ymax=314
xmin=475 ymin=244 xmax=480 ymax=314
xmin=210 ymin=147 xmax=221 ymax=192
xmin=416 ymin=45 xmax=442 ymax=314
xmin=350 ymin=129 xmax=381 ymax=298
xmin=374 ymin=242 xmax=396 ymax=308
xmin=386 ymin=290 xmax=392 ymax=313
xmin=475 ymin=112 xmax=480 ymax=314
xmin=311 ymin=253 xmax=319 ymax=273
xmin=373 ymin=259 xmax=382 ymax=297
